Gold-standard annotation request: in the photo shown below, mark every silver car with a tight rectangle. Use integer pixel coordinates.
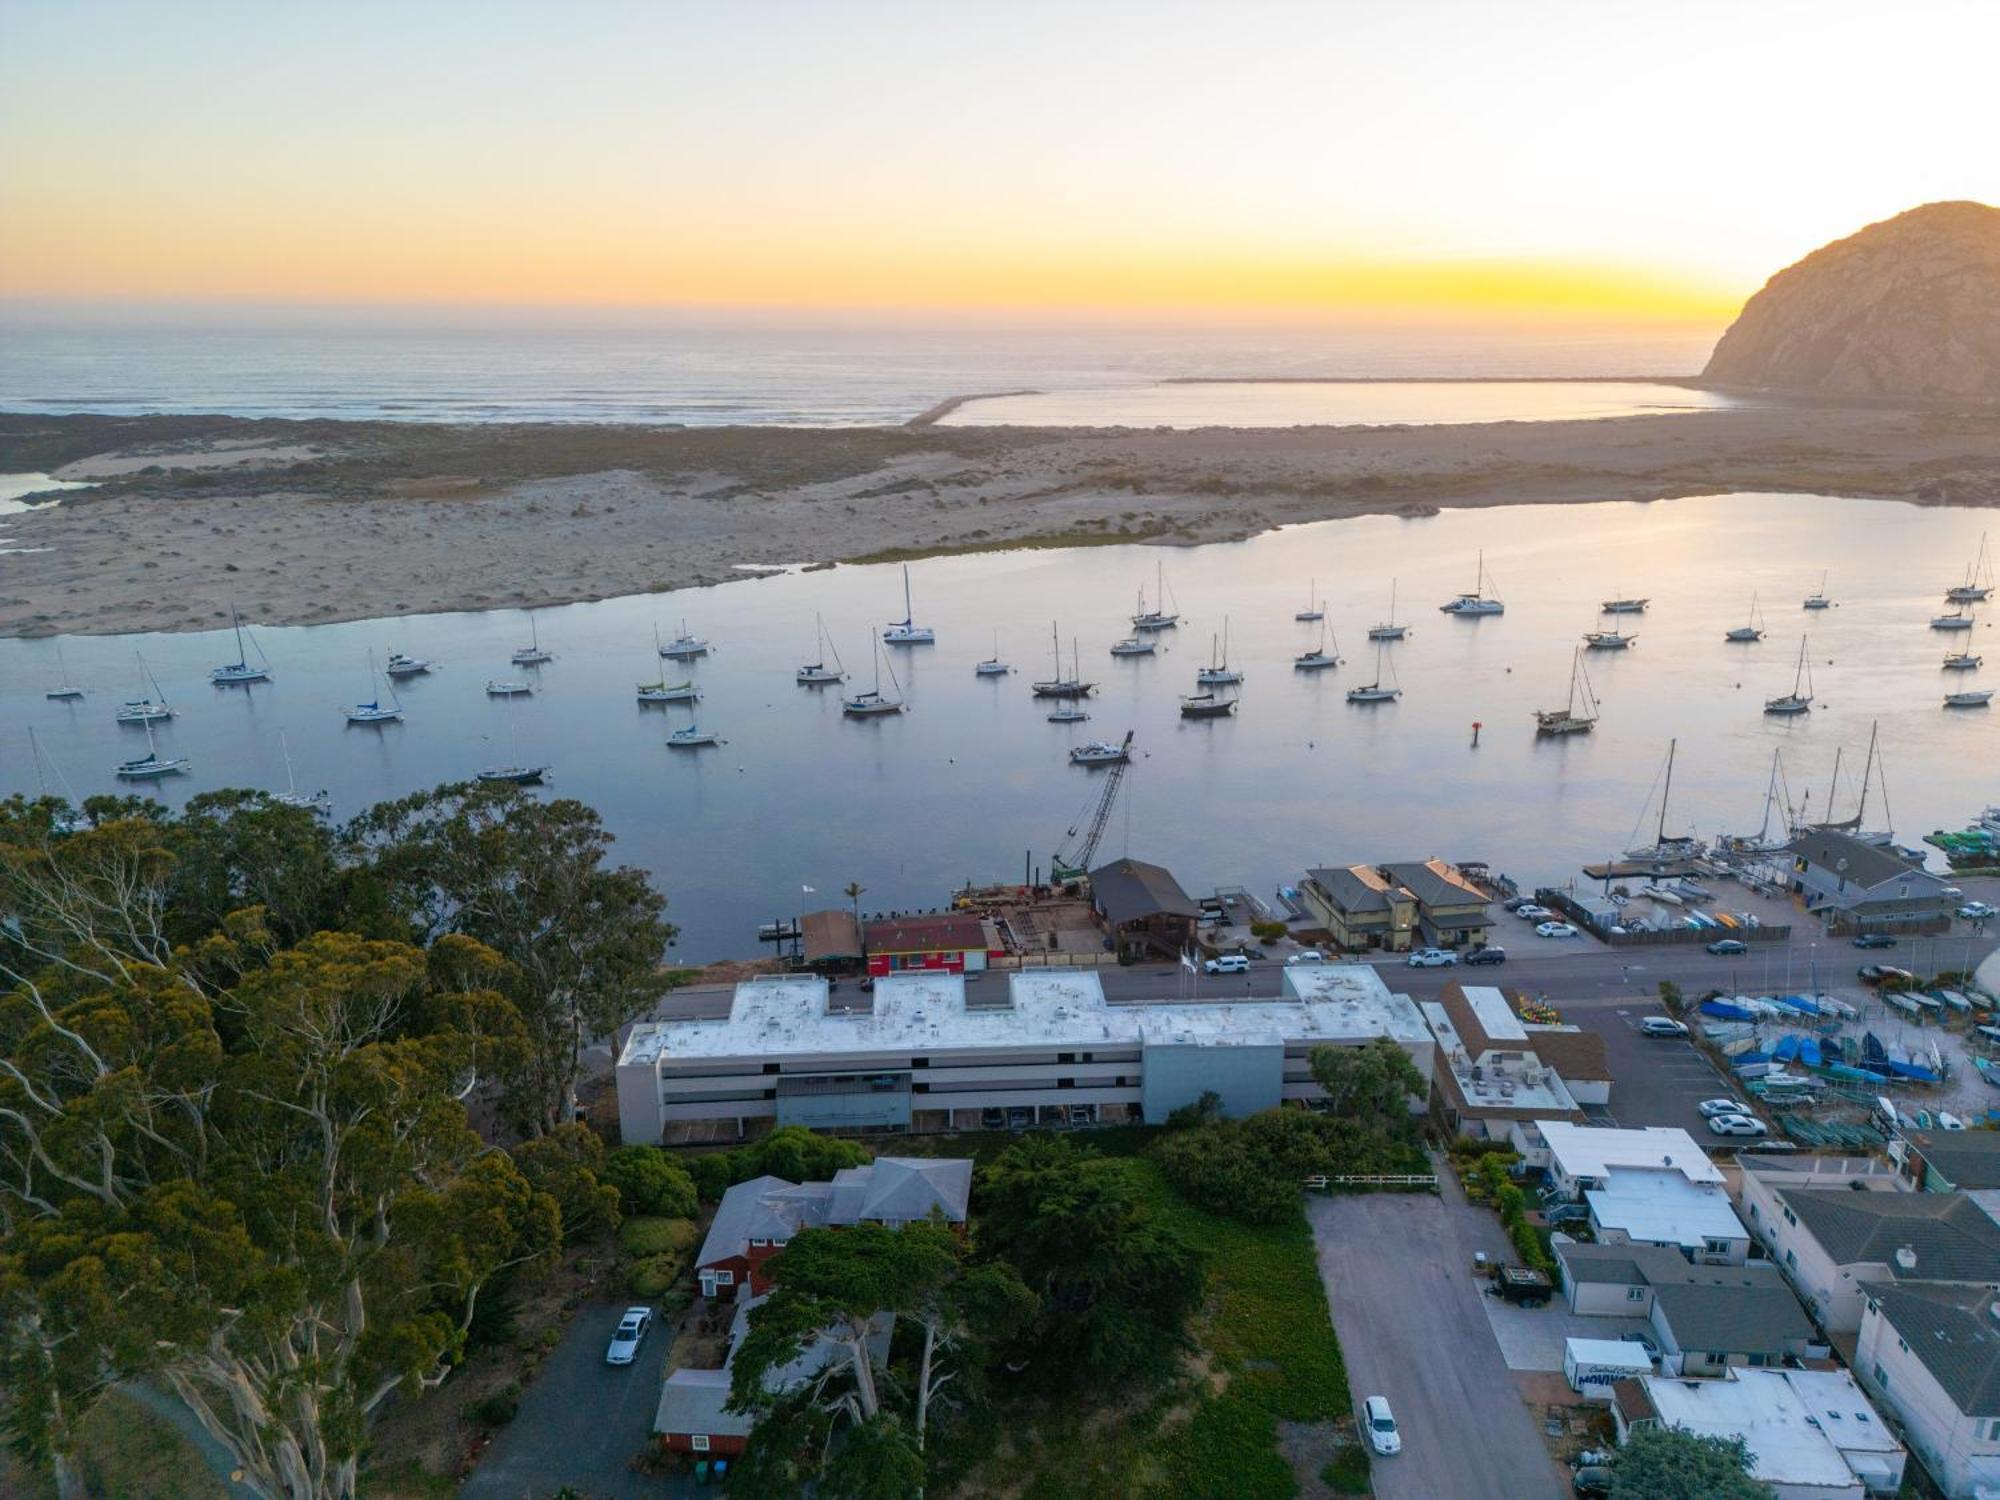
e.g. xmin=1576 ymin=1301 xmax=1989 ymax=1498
xmin=605 ymin=1306 xmax=653 ymax=1365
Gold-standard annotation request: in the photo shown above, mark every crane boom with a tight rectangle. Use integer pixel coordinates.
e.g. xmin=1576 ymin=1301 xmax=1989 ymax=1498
xmin=1052 ymin=731 xmax=1134 ymax=882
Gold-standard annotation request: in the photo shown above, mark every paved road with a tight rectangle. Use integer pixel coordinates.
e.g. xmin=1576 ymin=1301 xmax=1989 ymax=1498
xmin=461 ymin=1300 xmax=690 ymax=1500
xmin=1308 ymin=1189 xmax=1566 ymax=1500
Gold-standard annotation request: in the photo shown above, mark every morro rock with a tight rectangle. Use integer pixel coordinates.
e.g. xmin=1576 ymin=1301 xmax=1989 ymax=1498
xmin=1703 ymin=201 xmax=2000 ymax=399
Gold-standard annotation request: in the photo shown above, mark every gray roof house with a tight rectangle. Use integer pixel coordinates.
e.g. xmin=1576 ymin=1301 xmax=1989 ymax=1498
xmin=1781 ymin=1188 xmax=2000 ymax=1286
xmin=1787 ymin=829 xmax=1954 ymax=929
xmin=1556 ymin=1241 xmax=1820 ymax=1377
xmin=1901 ymin=1130 xmax=2000 ymax=1193
xmin=1855 ymin=1283 xmax=2000 ymax=1499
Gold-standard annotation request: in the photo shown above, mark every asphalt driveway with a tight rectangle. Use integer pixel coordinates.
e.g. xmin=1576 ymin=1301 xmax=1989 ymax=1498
xmin=460 ymin=1299 xmax=690 ymax=1500
xmin=1308 ymin=1187 xmax=1566 ymax=1500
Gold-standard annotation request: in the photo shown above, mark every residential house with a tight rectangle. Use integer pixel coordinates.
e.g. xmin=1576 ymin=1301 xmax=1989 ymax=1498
xmin=863 ymin=912 xmax=995 ymax=976
xmin=1298 ymin=858 xmax=1494 ymax=953
xmin=1554 ymin=1242 xmax=1820 ymax=1375
xmin=694 ymin=1157 xmax=973 ymax=1300
xmin=1856 ymin=1282 xmax=2000 ymax=1499
xmin=1378 ymin=858 xmax=1497 ymax=951
xmin=1512 ymin=1120 xmax=1745 ymax=1263
xmin=1089 ymin=858 xmax=1200 ymax=962
xmin=1738 ymin=1168 xmax=2000 ymax=1333
xmin=1422 ymin=983 xmax=1613 ymax=1137
xmin=1898 ymin=1131 xmax=2000 ymax=1194
xmin=1787 ymin=829 xmax=1956 ymax=932
xmin=1613 ymin=1367 xmax=1906 ymax=1499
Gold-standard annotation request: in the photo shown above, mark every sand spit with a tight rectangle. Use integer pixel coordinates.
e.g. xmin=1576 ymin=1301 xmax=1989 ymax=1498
xmin=3 ymin=400 xmax=1999 ymax=638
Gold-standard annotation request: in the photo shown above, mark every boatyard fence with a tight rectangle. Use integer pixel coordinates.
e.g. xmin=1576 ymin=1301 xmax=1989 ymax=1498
xmin=1536 ymin=889 xmax=1790 ymax=948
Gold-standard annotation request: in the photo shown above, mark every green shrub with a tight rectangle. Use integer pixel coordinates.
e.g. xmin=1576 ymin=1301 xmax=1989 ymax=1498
xmin=602 ymin=1146 xmax=698 ymax=1218
xmin=1250 ymin=919 xmax=1289 ymax=942
xmin=630 ymin=1253 xmax=686 ymax=1299
xmin=683 ymin=1126 xmax=873 ymax=1202
xmin=464 ymin=1381 xmax=522 ymax=1428
xmin=1321 ymin=1441 xmax=1373 ymax=1494
xmin=619 ymin=1215 xmax=697 ymax=1258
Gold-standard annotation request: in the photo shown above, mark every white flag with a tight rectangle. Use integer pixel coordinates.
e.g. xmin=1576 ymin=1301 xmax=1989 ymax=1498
xmin=802 ymin=884 xmax=816 ymax=894
xmin=1180 ymin=947 xmax=1197 ymax=973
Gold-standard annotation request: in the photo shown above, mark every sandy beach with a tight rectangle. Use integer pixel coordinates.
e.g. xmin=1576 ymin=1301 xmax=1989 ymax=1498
xmin=3 ymin=399 xmax=1999 ymax=637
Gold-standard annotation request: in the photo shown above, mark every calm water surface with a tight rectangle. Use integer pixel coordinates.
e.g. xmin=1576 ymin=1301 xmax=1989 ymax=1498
xmin=5 ymin=493 xmax=1995 ymax=961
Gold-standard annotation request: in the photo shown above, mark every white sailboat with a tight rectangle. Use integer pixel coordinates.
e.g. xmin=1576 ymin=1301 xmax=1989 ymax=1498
xmin=1932 ymin=608 xmax=1976 ymax=631
xmin=511 ymin=611 xmax=553 ymax=666
xmin=844 ymin=635 xmax=907 ymax=716
xmin=115 ymin=719 xmax=189 ymax=780
xmin=1947 ymin=532 xmax=1994 ymax=604
xmin=1070 ymin=731 xmax=1133 ymax=766
xmin=45 ymin=641 xmax=84 ymax=700
xmin=976 ymin=629 xmax=1010 ymax=676
xmin=1046 ymin=705 xmax=1091 ymax=723
xmin=666 ymin=724 xmax=723 ymax=747
xmin=1195 ymin=619 xmax=1243 ymax=686
xmin=1945 ymin=690 xmax=1994 ymax=709
xmin=640 ymin=624 xmax=702 ymax=701
xmin=1131 ymin=560 xmax=1180 ymax=631
xmin=1439 ymin=550 xmax=1503 ymax=615
xmin=1368 ymin=579 xmax=1408 ymax=641
xmin=1295 ymin=578 xmax=1324 ymax=622
xmin=660 ymin=618 xmax=710 ymax=659
xmin=1582 ymin=625 xmax=1636 ymax=650
xmin=1346 ymin=642 xmax=1401 ymax=702
xmin=882 ymin=565 xmax=935 ymax=644
xmin=1725 ymin=591 xmax=1767 ymax=642
xmin=28 ymin=727 xmax=88 ymax=832
xmin=114 ymin=653 xmax=175 ymax=723
xmin=1294 ymin=619 xmax=1341 ymax=671
xmin=1763 ymin=635 xmax=1814 ymax=715
xmin=1109 ymin=636 xmax=1155 ymax=657
xmin=209 ymin=604 xmax=272 ymax=684
xmin=1534 ymin=647 xmax=1598 ymax=735
xmin=346 ymin=650 xmax=404 ymax=723
xmin=1803 ymin=570 xmax=1833 ymax=610
xmin=1943 ymin=652 xmax=1983 ymax=671
xmin=1031 ymin=627 xmax=1094 ymax=699
xmin=797 ymin=614 xmax=846 ymax=685
xmin=271 ymin=729 xmax=331 ymax=814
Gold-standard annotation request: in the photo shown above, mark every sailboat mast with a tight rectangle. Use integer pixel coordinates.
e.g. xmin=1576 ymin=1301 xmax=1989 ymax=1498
xmin=1855 ymin=722 xmax=1878 ymax=826
xmin=1659 ymin=739 xmax=1677 ymax=845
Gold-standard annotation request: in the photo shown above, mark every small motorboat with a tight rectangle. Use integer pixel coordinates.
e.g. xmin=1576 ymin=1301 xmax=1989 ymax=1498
xmin=487 ymin=679 xmax=533 ymax=696
xmin=1887 ymin=992 xmax=1923 ymax=1016
xmin=1069 ymin=734 xmax=1132 ymax=766
xmin=1944 ymin=653 xmax=1983 ymax=671
xmin=1109 ymin=637 xmax=1155 ymax=657
xmin=477 ymin=765 xmax=549 ymax=785
xmin=1939 ymin=1112 xmax=1968 ymax=1132
xmin=1046 ymin=706 xmax=1090 ymax=723
xmin=1945 ymin=690 xmax=1993 ymax=708
xmin=1912 ymin=1109 xmax=1935 ymax=1131
xmin=659 ymin=619 xmax=711 ymax=659
xmin=1974 ymin=1057 xmax=2000 ymax=1088
xmin=667 ymin=725 xmax=722 ymax=748
xmin=1939 ymin=989 xmax=1974 ymax=1013
xmin=385 ymin=652 xmax=433 ymax=678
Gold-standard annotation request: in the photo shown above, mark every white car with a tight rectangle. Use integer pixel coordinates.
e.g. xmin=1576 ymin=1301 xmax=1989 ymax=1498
xmin=1514 ymin=904 xmax=1553 ymax=921
xmin=605 ymin=1306 xmax=653 ymax=1365
xmin=1961 ymin=901 xmax=1997 ymax=920
xmin=1363 ymin=1395 xmax=1402 ymax=1457
xmin=1288 ymin=950 xmax=1326 ymax=965
xmin=1534 ymin=921 xmax=1579 ymax=939
xmin=1204 ymin=954 xmax=1251 ymax=975
xmin=1639 ymin=1017 xmax=1689 ymax=1038
xmin=1697 ymin=1098 xmax=1749 ymax=1118
xmin=1708 ymin=1114 xmax=1769 ymax=1138
xmin=1406 ymin=947 xmax=1458 ymax=968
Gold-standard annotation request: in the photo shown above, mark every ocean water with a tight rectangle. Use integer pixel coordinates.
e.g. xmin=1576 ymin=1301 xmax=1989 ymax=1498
xmin=5 ymin=492 xmax=1994 ymax=962
xmin=0 ymin=321 xmax=1722 ymax=426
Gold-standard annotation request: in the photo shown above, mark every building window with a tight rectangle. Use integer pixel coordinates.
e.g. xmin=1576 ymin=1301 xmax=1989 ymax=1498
xmin=1057 ymin=1052 xmax=1075 ymax=1064
xmin=1626 ymin=1286 xmax=1647 ymax=1302
xmin=1782 ymin=1206 xmax=1797 ymax=1227
xmin=1707 ymin=1352 xmax=1727 ymax=1364
xmin=1979 ymin=1419 xmax=2000 ymax=1443
xmin=1873 ymin=1364 xmax=1889 ymax=1389
xmin=691 ymin=1434 xmax=710 ymax=1453
xmin=1748 ymin=1203 xmax=1760 ymax=1220
xmin=749 ymin=1239 xmax=768 ymax=1249
xmin=763 ymin=1062 xmax=780 ymax=1074
xmin=1704 ymin=1238 xmax=1732 ymax=1255
xmin=911 ymin=1057 xmax=929 ymax=1068
xmin=713 ymin=1270 xmax=734 ymax=1286
xmin=1785 ymin=1250 xmax=1796 ymax=1269
xmin=1083 ymin=1052 xmax=1095 ymax=1063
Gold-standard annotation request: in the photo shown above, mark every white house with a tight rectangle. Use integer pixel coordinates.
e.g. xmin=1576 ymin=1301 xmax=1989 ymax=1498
xmin=1515 ymin=1120 xmax=1745 ymax=1264
xmin=1856 ymin=1282 xmax=2000 ymax=1500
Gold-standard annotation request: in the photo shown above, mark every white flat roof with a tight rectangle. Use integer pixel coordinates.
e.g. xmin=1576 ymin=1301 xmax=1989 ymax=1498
xmin=1565 ymin=1338 xmax=1654 ymax=1370
xmin=1641 ymin=1369 xmax=1892 ymax=1488
xmin=1462 ymin=984 xmax=1528 ymax=1042
xmin=1536 ymin=1120 xmax=1725 ymax=1185
xmin=1423 ymin=1003 xmax=1577 ymax=1113
xmin=620 ymin=966 xmax=1430 ymax=1068
xmin=1587 ymin=1169 xmax=1746 ymax=1248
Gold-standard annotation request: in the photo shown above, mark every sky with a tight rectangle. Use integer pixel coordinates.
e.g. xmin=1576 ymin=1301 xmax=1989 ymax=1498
xmin=2 ymin=0 xmax=1997 ymax=326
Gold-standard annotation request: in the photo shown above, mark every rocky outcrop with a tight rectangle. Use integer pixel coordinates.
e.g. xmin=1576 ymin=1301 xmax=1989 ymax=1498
xmin=1703 ymin=201 xmax=2000 ymax=399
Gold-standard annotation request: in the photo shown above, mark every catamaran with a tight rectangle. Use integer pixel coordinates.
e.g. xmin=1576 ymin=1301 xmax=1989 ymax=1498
xmin=844 ymin=635 xmax=907 ymax=716
xmin=1346 ymin=642 xmax=1401 ymax=703
xmin=1179 ymin=691 xmax=1235 ymax=718
xmin=796 ymin=614 xmax=845 ymax=685
xmin=271 ymin=729 xmax=330 ymax=814
xmin=511 ymin=611 xmax=553 ymax=666
xmin=976 ymin=629 xmax=1010 ymax=676
xmin=209 ymin=604 xmax=272 ymax=684
xmin=1295 ymin=579 xmax=1324 ymax=622
xmin=882 ymin=565 xmax=935 ymax=644
xmin=1946 ymin=690 xmax=1994 ymax=709
xmin=1944 ymin=652 xmax=1983 ymax=671
xmin=1763 ymin=635 xmax=1814 ymax=715
xmin=346 ymin=651 xmax=404 ymax=723
xmin=114 ymin=653 xmax=175 ymax=723
xmin=45 ymin=641 xmax=84 ymax=700
xmin=1368 ymin=580 xmax=1407 ymax=641
xmin=660 ymin=618 xmax=710 ymax=659
xmin=1131 ymin=561 xmax=1180 ymax=631
xmin=1803 ymin=571 xmax=1833 ymax=610
xmin=1030 ymin=627 xmax=1094 ymax=699
xmin=641 ymin=624 xmax=703 ymax=700
xmin=1933 ymin=608 xmax=1976 ymax=631
xmin=385 ymin=651 xmax=433 ymax=679
xmin=1439 ymin=550 xmax=1503 ymax=615
xmin=1070 ymin=731 xmax=1133 ymax=766
xmin=1294 ymin=619 xmax=1341 ymax=671
xmin=1195 ymin=619 xmax=1243 ymax=686
xmin=1582 ymin=626 xmax=1636 ymax=650
xmin=1534 ymin=647 xmax=1598 ymax=735
xmin=1947 ymin=532 xmax=1994 ymax=604
xmin=1725 ymin=592 xmax=1767 ymax=642
xmin=1600 ymin=596 xmax=1648 ymax=614
xmin=115 ymin=719 xmax=189 ymax=780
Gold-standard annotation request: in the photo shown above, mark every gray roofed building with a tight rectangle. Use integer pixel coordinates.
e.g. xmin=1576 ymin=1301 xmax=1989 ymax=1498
xmin=1305 ymin=866 xmax=1393 ymax=914
xmin=1556 ymin=1241 xmax=1821 ymax=1376
xmin=1089 ymin=858 xmax=1200 ymax=924
xmin=1870 ymin=1283 xmax=2000 ymax=1415
xmin=1790 ymin=829 xmax=1921 ymax=889
xmin=695 ymin=1174 xmax=797 ymax=1273
xmin=1777 ymin=1187 xmax=2000 ymax=1285
xmin=1786 ymin=828 xmax=1954 ymax=930
xmin=1902 ymin=1131 xmax=2000 ymax=1193
xmin=1649 ymin=1274 xmax=1815 ymax=1356
xmin=1379 ymin=858 xmax=1490 ymax=911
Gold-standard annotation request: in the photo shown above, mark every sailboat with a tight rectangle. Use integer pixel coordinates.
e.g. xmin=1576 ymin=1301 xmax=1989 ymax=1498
xmin=1582 ymin=622 xmax=1636 ymax=650
xmin=1070 ymin=731 xmax=1134 ymax=766
xmin=1763 ymin=635 xmax=1814 ymax=715
xmin=45 ymin=641 xmax=84 ymax=700
xmin=1179 ymin=692 xmax=1236 ymax=718
xmin=115 ymin=718 xmax=189 ymax=780
xmin=1932 ymin=607 xmax=1976 ymax=631
xmin=882 ymin=565 xmax=935 ymax=644
xmin=1294 ymin=619 xmax=1341 ymax=671
xmin=1720 ymin=749 xmax=1794 ymax=856
xmin=511 ymin=611 xmax=553 ymax=666
xmin=1131 ymin=561 xmax=1180 ymax=631
xmin=1803 ymin=571 xmax=1833 ymax=610
xmin=1046 ymin=705 xmax=1091 ymax=723
xmin=1439 ymin=550 xmax=1503 ymax=615
xmin=1295 ymin=579 xmax=1324 ymax=622
xmin=346 ymin=650 xmax=404 ymax=723
xmin=385 ymin=651 xmax=433 ymax=679
xmin=486 ymin=678 xmax=534 ymax=696
xmin=1947 ymin=532 xmax=1994 ymax=604
xmin=1600 ymin=595 xmax=1648 ymax=614
xmin=1109 ymin=635 xmax=1156 ymax=657
xmin=1817 ymin=723 xmax=1892 ymax=845
xmin=114 ymin=653 xmax=175 ymax=723
xmin=478 ymin=701 xmax=551 ymax=784
xmin=640 ymin=624 xmax=702 ymax=701
xmin=27 ymin=728 xmax=88 ymax=832
xmin=976 ymin=629 xmax=1010 ymax=676
xmin=1368 ymin=580 xmax=1408 ymax=641
xmin=271 ymin=729 xmax=331 ymax=814
xmin=1346 ymin=642 xmax=1401 ymax=702
xmin=209 ymin=604 xmax=272 ymax=684
xmin=797 ymin=614 xmax=846 ymax=685
xmin=1534 ymin=648 xmax=1598 ymax=735
xmin=1195 ymin=619 xmax=1243 ymax=686
xmin=667 ymin=724 xmax=723 ymax=748
xmin=1945 ymin=690 xmax=1994 ymax=709
xmin=1725 ymin=592 xmax=1767 ymax=642
xmin=844 ymin=635 xmax=907 ymax=716
xmin=1623 ymin=740 xmax=1699 ymax=861
xmin=1944 ymin=651 xmax=1983 ymax=671
xmin=1030 ymin=627 xmax=1094 ymax=699
xmin=659 ymin=618 xmax=710 ymax=659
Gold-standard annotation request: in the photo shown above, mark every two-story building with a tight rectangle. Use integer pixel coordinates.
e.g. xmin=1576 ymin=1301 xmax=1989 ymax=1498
xmin=1421 ymin=983 xmax=1612 ymax=1137
xmin=1788 ymin=829 xmax=1956 ymax=933
xmin=1089 ymin=857 xmax=1201 ymax=963
xmin=863 ymin=912 xmax=996 ymax=976
xmin=1555 ymin=1242 xmax=1820 ymax=1375
xmin=1297 ymin=858 xmax=1494 ymax=953
xmin=1856 ymin=1282 xmax=2000 ymax=1499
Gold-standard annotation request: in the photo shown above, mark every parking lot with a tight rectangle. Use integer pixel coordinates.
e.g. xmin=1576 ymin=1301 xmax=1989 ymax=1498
xmin=1560 ymin=994 xmax=1743 ymax=1139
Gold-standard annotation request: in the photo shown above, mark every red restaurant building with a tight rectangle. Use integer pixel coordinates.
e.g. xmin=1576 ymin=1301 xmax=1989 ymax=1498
xmin=862 ymin=912 xmax=997 ymax=977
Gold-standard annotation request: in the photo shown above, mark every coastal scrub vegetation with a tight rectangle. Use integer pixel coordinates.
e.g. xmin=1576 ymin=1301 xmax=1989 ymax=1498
xmin=0 ymin=786 xmax=680 ymax=1500
xmin=1611 ymin=1428 xmax=1775 ymax=1499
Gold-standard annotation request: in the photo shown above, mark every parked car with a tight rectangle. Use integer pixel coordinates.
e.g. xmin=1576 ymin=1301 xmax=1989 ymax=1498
xmin=1287 ymin=949 xmax=1326 ymax=965
xmin=1406 ymin=947 xmax=1458 ymax=968
xmin=1067 ymin=1104 xmax=1093 ymax=1127
xmin=1705 ymin=937 xmax=1748 ymax=955
xmin=1204 ymin=953 xmax=1251 ymax=974
xmin=1503 ymin=897 xmax=1536 ymax=913
xmin=1639 ymin=1016 xmax=1688 ymax=1038
xmin=605 ymin=1306 xmax=653 ymax=1366
xmin=1858 ymin=964 xmax=1916 ymax=985
xmin=1464 ymin=945 xmax=1507 ymax=966
xmin=1961 ymin=901 xmax=1997 ymax=920
xmin=1697 ymin=1097 xmax=1750 ymax=1118
xmin=1708 ymin=1113 xmax=1770 ymax=1138
xmin=1363 ymin=1396 xmax=1402 ymax=1457
xmin=1535 ymin=921 xmax=1580 ymax=939
xmin=1573 ymin=1465 xmax=1614 ymax=1497
xmin=1007 ymin=1106 xmax=1033 ymax=1130
xmin=981 ymin=1107 xmax=1006 ymax=1130
xmin=1514 ymin=903 xmax=1554 ymax=920
xmin=1852 ymin=932 xmax=1898 ymax=949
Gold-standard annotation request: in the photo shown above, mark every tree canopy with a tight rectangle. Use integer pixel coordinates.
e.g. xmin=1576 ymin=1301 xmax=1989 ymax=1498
xmin=1611 ymin=1428 xmax=1775 ymax=1500
xmin=1307 ymin=1038 xmax=1427 ymax=1121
